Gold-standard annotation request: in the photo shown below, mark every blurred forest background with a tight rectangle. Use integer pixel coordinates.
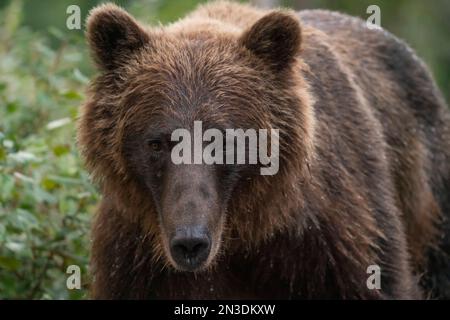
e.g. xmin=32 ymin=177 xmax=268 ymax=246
xmin=0 ymin=0 xmax=449 ymax=299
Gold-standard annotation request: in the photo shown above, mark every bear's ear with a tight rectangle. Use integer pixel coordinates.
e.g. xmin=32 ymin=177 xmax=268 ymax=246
xmin=239 ymin=11 xmax=302 ymax=71
xmin=86 ymin=4 xmax=150 ymax=71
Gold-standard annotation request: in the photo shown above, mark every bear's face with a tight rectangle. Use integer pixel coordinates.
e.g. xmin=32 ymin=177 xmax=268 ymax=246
xmin=81 ymin=4 xmax=305 ymax=272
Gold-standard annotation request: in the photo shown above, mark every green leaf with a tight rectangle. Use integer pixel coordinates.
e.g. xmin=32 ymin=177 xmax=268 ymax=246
xmin=73 ymin=69 xmax=89 ymax=85
xmin=52 ymin=145 xmax=70 ymax=157
xmin=5 ymin=241 xmax=25 ymax=253
xmin=6 ymin=102 xmax=18 ymax=114
xmin=0 ymin=256 xmax=22 ymax=270
xmin=40 ymin=177 xmax=58 ymax=191
xmin=8 ymin=151 xmax=39 ymax=164
xmin=62 ymin=90 xmax=82 ymax=100
xmin=46 ymin=118 xmax=71 ymax=131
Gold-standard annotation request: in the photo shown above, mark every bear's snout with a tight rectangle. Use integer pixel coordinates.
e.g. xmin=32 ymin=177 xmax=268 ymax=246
xmin=170 ymin=227 xmax=211 ymax=271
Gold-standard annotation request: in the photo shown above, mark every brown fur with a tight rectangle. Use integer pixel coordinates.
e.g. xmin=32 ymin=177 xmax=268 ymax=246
xmin=78 ymin=1 xmax=450 ymax=299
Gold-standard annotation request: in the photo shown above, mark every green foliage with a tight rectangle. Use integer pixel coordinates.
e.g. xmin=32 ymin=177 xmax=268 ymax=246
xmin=0 ymin=0 xmax=96 ymax=299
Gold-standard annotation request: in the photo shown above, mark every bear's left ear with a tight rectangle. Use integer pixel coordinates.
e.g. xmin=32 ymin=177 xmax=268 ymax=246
xmin=239 ymin=11 xmax=302 ymax=71
xmin=86 ymin=4 xmax=150 ymax=71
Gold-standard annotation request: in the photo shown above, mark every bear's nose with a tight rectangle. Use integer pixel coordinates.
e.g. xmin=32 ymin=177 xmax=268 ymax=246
xmin=170 ymin=227 xmax=211 ymax=271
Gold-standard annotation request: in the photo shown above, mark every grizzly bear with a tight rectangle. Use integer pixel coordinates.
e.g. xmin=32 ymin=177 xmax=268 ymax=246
xmin=77 ymin=1 xmax=450 ymax=299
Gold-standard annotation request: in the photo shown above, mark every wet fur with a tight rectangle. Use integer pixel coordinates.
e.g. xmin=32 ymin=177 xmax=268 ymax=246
xmin=78 ymin=1 xmax=450 ymax=299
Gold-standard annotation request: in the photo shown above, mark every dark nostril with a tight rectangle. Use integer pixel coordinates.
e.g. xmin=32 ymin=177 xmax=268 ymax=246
xmin=192 ymin=242 xmax=207 ymax=254
xmin=172 ymin=237 xmax=210 ymax=258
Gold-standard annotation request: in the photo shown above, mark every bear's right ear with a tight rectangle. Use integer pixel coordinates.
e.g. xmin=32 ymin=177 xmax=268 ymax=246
xmin=86 ymin=4 xmax=150 ymax=71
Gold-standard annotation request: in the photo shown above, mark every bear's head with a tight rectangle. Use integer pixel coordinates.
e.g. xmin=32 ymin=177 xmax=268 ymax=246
xmin=78 ymin=4 xmax=315 ymax=272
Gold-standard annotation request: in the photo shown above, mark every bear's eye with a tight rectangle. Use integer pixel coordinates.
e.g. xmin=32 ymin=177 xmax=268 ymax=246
xmin=148 ymin=139 xmax=163 ymax=152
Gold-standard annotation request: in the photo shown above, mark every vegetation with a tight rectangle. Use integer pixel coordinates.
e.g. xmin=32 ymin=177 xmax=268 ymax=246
xmin=0 ymin=0 xmax=448 ymax=299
